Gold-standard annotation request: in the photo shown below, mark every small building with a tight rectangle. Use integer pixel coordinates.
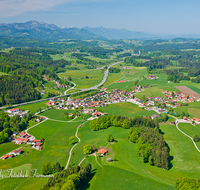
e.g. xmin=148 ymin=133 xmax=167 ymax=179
xmin=98 ymin=148 xmax=108 ymax=156
xmin=7 ymin=108 xmax=20 ymax=114
xmin=12 ymin=149 xmax=23 ymax=156
xmin=151 ymin=114 xmax=160 ymax=119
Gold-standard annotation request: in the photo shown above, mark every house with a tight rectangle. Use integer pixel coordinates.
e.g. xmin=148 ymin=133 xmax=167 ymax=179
xmin=192 ymin=118 xmax=200 ymax=124
xmin=12 ymin=149 xmax=23 ymax=156
xmin=92 ymin=111 xmax=102 ymax=117
xmin=82 ymin=108 xmax=94 ymax=114
xmin=98 ymin=148 xmax=108 ymax=156
xmin=147 ymin=75 xmax=158 ymax=80
xmin=151 ymin=114 xmax=160 ymax=119
xmin=69 ymin=113 xmax=74 ymax=117
xmin=7 ymin=108 xmax=20 ymax=114
xmin=19 ymin=131 xmax=28 ymax=138
xmin=2 ymin=154 xmax=10 ymax=160
xmin=46 ymin=101 xmax=54 ymax=106
xmin=183 ymin=117 xmax=189 ymax=121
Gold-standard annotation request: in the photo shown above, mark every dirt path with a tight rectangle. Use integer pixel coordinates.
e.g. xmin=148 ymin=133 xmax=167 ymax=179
xmin=65 ymin=120 xmax=88 ymax=170
xmin=169 ymin=115 xmax=200 ymax=153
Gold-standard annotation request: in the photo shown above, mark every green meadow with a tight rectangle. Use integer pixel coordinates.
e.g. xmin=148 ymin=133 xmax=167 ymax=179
xmin=146 ymin=124 xmax=200 ymax=184
xmin=39 ymin=109 xmax=77 ymax=121
xmin=0 ymin=120 xmax=82 ymax=174
xmin=0 ymin=142 xmax=20 ymax=157
xmin=98 ymin=102 xmax=156 ymax=117
xmin=17 ymin=101 xmax=48 ymax=113
xmin=71 ymin=122 xmax=175 ymax=189
xmin=58 ymin=69 xmax=104 ymax=89
xmin=174 ymin=101 xmax=200 ymax=118
xmin=102 ymin=72 xmax=123 ymax=87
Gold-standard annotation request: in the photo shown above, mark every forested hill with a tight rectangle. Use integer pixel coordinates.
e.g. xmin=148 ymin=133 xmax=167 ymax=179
xmin=0 ymin=21 xmax=106 ymax=41
xmin=0 ymin=48 xmax=71 ymax=106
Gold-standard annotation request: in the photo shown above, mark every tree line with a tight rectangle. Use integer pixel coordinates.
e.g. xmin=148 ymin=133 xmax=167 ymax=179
xmin=0 ymin=111 xmax=34 ymax=144
xmin=176 ymin=177 xmax=200 ymax=190
xmin=41 ymin=164 xmax=92 ymax=190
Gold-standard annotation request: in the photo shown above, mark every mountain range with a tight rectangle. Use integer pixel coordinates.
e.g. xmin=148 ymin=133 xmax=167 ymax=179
xmin=0 ymin=21 xmax=200 ymax=41
xmin=0 ymin=21 xmax=105 ymax=41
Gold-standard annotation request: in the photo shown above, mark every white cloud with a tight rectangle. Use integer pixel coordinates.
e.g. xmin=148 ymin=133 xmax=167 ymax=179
xmin=0 ymin=0 xmax=109 ymax=18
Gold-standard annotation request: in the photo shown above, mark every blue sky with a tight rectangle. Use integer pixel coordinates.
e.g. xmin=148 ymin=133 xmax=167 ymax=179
xmin=0 ymin=0 xmax=200 ymax=34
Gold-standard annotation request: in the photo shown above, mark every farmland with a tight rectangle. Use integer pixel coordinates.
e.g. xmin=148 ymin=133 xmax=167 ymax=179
xmin=58 ymin=69 xmax=104 ymax=89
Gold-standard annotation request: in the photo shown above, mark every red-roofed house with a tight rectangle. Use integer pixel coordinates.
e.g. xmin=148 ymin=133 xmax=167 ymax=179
xmin=92 ymin=111 xmax=101 ymax=117
xmin=98 ymin=148 xmax=108 ymax=156
xmin=7 ymin=108 xmax=20 ymax=114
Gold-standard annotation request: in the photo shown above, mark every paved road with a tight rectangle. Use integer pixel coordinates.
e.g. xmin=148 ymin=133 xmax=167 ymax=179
xmin=0 ymin=60 xmax=123 ymax=110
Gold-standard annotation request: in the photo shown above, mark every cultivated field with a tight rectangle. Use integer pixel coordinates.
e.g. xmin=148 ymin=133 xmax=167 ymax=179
xmin=175 ymin=86 xmax=200 ymax=98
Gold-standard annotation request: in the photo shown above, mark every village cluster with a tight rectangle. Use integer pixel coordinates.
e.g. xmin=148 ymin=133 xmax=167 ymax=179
xmin=3 ymin=85 xmax=200 ymax=160
xmin=2 ymin=129 xmax=43 ymax=160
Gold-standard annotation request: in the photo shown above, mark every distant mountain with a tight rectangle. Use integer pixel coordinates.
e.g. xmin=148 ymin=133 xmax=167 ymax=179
xmin=83 ymin=26 xmax=200 ymax=40
xmin=83 ymin=26 xmax=155 ymax=40
xmin=0 ymin=21 xmax=106 ymax=41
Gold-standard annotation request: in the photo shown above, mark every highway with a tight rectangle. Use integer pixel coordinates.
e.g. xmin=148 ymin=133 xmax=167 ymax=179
xmin=0 ymin=60 xmax=123 ymax=110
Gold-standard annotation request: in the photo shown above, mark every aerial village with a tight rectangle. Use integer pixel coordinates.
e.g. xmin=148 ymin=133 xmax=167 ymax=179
xmin=3 ymin=85 xmax=200 ymax=160
xmin=45 ymin=86 xmax=200 ymax=123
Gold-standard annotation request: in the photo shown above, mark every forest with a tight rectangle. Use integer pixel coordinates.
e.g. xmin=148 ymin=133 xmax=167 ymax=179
xmin=0 ymin=48 xmax=73 ymax=106
xmin=0 ymin=111 xmax=34 ymax=144
xmin=176 ymin=177 xmax=200 ymax=190
xmin=41 ymin=164 xmax=92 ymax=190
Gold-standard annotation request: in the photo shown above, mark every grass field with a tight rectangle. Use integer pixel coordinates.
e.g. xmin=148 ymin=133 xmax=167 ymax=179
xmin=97 ymin=102 xmax=156 ymax=117
xmin=174 ymin=101 xmax=200 ymax=118
xmin=39 ymin=109 xmax=76 ymax=121
xmin=102 ymin=72 xmax=123 ymax=87
xmin=58 ymin=70 xmax=104 ymax=89
xmin=16 ymin=101 xmax=48 ymax=113
xmin=0 ymin=142 xmax=20 ymax=157
xmin=15 ymin=178 xmax=48 ymax=190
xmin=121 ymin=66 xmax=148 ymax=81
xmin=187 ymin=85 xmax=200 ymax=94
xmin=71 ymin=122 xmax=175 ymax=189
xmin=0 ymin=120 xmax=82 ymax=174
xmin=178 ymin=123 xmax=200 ymax=139
xmin=145 ymin=124 xmax=200 ymax=184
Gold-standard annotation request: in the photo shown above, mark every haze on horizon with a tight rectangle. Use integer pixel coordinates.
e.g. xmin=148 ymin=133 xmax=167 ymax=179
xmin=0 ymin=0 xmax=199 ymax=35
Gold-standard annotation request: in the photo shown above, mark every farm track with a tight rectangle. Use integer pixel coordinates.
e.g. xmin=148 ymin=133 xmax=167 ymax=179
xmin=65 ymin=120 xmax=88 ymax=170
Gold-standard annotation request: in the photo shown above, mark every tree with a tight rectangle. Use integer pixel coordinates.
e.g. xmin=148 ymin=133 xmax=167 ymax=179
xmin=107 ymin=134 xmax=114 ymax=142
xmin=61 ymin=180 xmax=76 ymax=190
xmin=129 ymin=131 xmax=139 ymax=143
xmin=69 ymin=136 xmax=78 ymax=145
xmin=67 ymin=174 xmax=80 ymax=188
xmin=193 ymin=135 xmax=200 ymax=142
xmin=55 ymin=162 xmax=62 ymax=172
xmin=83 ymin=144 xmax=92 ymax=155
xmin=42 ymin=162 xmax=55 ymax=175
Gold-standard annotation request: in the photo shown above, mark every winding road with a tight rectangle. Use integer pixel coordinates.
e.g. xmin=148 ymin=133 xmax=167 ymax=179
xmin=0 ymin=60 xmax=123 ymax=110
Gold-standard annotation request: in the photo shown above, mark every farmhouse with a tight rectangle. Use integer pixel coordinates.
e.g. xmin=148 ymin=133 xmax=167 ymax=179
xmin=98 ymin=148 xmax=108 ymax=156
xmin=12 ymin=149 xmax=23 ymax=156
xmin=7 ymin=108 xmax=20 ymax=114
xmin=147 ymin=75 xmax=158 ymax=80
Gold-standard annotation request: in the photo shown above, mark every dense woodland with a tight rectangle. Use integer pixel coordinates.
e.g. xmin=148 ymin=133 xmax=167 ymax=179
xmin=176 ymin=177 xmax=200 ymax=190
xmin=0 ymin=111 xmax=34 ymax=144
xmin=90 ymin=115 xmax=170 ymax=170
xmin=42 ymin=164 xmax=92 ymax=190
xmin=0 ymin=48 xmax=73 ymax=106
